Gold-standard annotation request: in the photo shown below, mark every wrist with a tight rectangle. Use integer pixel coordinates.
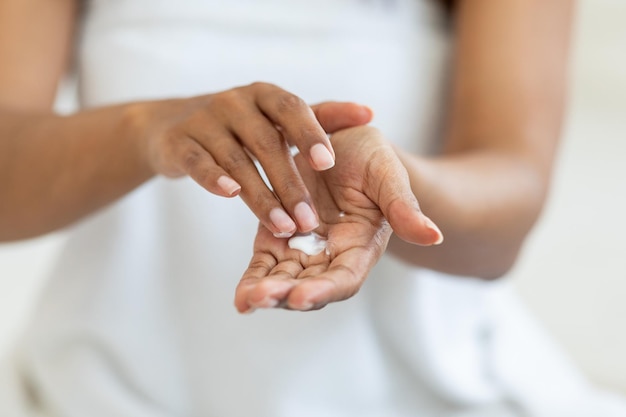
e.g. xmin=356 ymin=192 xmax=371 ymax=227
xmin=118 ymin=100 xmax=162 ymax=179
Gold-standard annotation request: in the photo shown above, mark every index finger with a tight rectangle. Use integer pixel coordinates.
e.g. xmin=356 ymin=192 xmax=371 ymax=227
xmin=251 ymin=82 xmax=336 ymax=171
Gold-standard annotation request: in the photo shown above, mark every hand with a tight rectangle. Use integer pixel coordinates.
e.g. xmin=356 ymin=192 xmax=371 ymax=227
xmin=134 ymin=82 xmax=373 ymax=237
xmin=234 ymin=126 xmax=443 ymax=313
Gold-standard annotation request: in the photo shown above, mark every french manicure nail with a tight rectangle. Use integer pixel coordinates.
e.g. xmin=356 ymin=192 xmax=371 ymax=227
xmin=217 ymin=175 xmax=241 ymax=196
xmin=423 ymin=216 xmax=444 ymax=245
xmin=294 ymin=202 xmax=319 ymax=231
xmin=310 ymin=143 xmax=335 ymax=170
xmin=270 ymin=207 xmax=297 ymax=237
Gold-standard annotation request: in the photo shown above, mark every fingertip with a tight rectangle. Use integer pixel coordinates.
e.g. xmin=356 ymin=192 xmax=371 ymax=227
xmin=269 ymin=207 xmax=298 ymax=237
xmin=309 ymin=143 xmax=335 ymax=171
xmin=235 ymin=296 xmax=253 ymax=314
xmin=422 ymin=216 xmax=444 ymax=245
xmin=294 ymin=201 xmax=320 ymax=232
xmin=287 ymin=279 xmax=336 ymax=311
xmin=358 ymin=104 xmax=374 ymax=124
xmin=217 ymin=175 xmax=242 ymax=197
xmin=240 ymin=306 xmax=256 ymax=314
xmin=312 ymin=101 xmax=374 ymax=133
xmin=388 ymin=200 xmax=443 ymax=246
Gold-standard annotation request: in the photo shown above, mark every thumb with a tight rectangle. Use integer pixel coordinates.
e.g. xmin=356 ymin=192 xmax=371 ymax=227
xmin=311 ymin=101 xmax=373 ymax=133
xmin=368 ymin=153 xmax=443 ymax=246
xmin=385 ymin=198 xmax=444 ymax=246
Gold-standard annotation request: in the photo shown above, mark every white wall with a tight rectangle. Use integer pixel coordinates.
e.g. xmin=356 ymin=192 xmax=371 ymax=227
xmin=1 ymin=0 xmax=625 ymax=395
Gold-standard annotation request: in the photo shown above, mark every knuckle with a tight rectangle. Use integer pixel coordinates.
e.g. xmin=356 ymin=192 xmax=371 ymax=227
xmin=158 ymin=130 xmax=178 ymax=155
xmin=193 ymin=168 xmax=212 ymax=187
xmin=214 ymin=90 xmax=240 ymax=107
xmin=222 ymin=151 xmax=250 ymax=173
xmin=249 ymin=81 xmax=273 ymax=90
xmin=296 ymin=125 xmax=323 ymax=142
xmin=247 ymin=253 xmax=277 ymax=272
xmin=275 ymin=92 xmax=306 ymax=113
xmin=182 ymin=148 xmax=202 ymax=172
xmin=273 ymin=177 xmax=303 ymax=196
xmin=252 ymin=190 xmax=269 ymax=210
xmin=254 ymin=131 xmax=284 ymax=155
xmin=161 ymin=130 xmax=185 ymax=156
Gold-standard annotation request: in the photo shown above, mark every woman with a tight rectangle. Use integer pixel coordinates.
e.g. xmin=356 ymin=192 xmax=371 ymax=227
xmin=3 ymin=0 xmax=621 ymax=416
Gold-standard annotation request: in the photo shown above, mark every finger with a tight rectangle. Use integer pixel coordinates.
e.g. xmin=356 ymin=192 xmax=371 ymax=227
xmin=236 ymin=241 xmax=335 ymax=312
xmin=189 ymin=128 xmax=299 ymax=238
xmin=386 ymin=199 xmax=444 ymax=246
xmin=366 ymin=150 xmax=443 ymax=246
xmin=311 ymin=101 xmax=374 ymax=134
xmin=227 ymin=109 xmax=320 ymax=233
xmin=285 ymin=251 xmax=369 ymax=310
xmin=287 ymin=233 xmax=382 ymax=311
xmin=235 ymin=250 xmax=275 ymax=313
xmin=238 ymin=255 xmax=329 ymax=311
xmin=239 ymin=275 xmax=298 ymax=311
xmin=235 ymin=253 xmax=298 ymax=313
xmin=252 ymin=82 xmax=336 ymax=171
xmin=174 ymin=138 xmax=241 ymax=197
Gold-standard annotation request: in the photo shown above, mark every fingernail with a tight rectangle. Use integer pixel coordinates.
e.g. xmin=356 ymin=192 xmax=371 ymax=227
xmin=423 ymin=216 xmax=444 ymax=245
xmin=241 ymin=306 xmax=256 ymax=314
xmin=295 ymin=202 xmax=319 ymax=232
xmin=270 ymin=207 xmax=297 ymax=237
xmin=358 ymin=105 xmax=374 ymax=120
xmin=217 ymin=175 xmax=241 ymax=196
xmin=299 ymin=301 xmax=314 ymax=311
xmin=309 ymin=143 xmax=335 ymax=170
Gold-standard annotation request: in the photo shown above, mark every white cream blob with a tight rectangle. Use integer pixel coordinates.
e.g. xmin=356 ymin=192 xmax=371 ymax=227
xmin=287 ymin=232 xmax=328 ymax=256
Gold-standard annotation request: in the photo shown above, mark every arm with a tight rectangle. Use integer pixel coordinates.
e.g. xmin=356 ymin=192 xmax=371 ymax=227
xmin=388 ymin=0 xmax=575 ymax=279
xmin=0 ymin=0 xmax=372 ymax=242
xmin=0 ymin=0 xmax=76 ymax=110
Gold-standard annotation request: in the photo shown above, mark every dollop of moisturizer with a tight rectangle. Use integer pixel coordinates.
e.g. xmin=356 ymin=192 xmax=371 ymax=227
xmin=287 ymin=232 xmax=328 ymax=256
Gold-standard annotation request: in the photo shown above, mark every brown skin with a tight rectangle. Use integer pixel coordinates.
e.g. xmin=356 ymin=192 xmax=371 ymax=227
xmin=236 ymin=126 xmax=442 ymax=312
xmin=388 ymin=0 xmax=574 ymax=279
xmin=0 ymin=0 xmax=574 ymax=311
xmin=0 ymin=0 xmax=374 ymax=241
xmin=235 ymin=0 xmax=575 ymax=310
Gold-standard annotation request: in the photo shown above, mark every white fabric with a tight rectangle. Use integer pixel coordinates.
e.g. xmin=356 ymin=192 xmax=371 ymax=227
xmin=2 ymin=0 xmax=625 ymax=416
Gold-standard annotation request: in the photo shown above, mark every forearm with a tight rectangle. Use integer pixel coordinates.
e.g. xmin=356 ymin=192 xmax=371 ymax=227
xmin=0 ymin=93 xmax=374 ymax=242
xmin=0 ymin=104 xmax=151 ymax=241
xmin=386 ymin=0 xmax=574 ymax=279
xmin=389 ymin=148 xmax=550 ymax=279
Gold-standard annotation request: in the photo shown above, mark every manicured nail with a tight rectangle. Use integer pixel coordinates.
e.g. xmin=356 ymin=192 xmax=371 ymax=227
xmin=294 ymin=202 xmax=319 ymax=232
xmin=270 ymin=207 xmax=297 ymax=237
xmin=217 ymin=175 xmax=241 ymax=196
xmin=358 ymin=105 xmax=374 ymax=120
xmin=309 ymin=143 xmax=335 ymax=170
xmin=423 ymin=216 xmax=444 ymax=245
xmin=241 ymin=306 xmax=256 ymax=314
xmin=299 ymin=301 xmax=314 ymax=311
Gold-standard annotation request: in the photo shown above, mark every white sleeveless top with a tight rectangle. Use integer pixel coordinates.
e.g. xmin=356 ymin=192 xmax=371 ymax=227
xmin=5 ymin=1 xmax=626 ymax=416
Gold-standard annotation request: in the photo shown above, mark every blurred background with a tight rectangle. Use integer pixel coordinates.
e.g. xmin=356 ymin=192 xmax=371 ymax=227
xmin=1 ymin=0 xmax=625 ymax=396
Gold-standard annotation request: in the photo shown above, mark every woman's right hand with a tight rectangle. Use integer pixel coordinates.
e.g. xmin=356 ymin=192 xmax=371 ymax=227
xmin=133 ymin=82 xmax=373 ymax=238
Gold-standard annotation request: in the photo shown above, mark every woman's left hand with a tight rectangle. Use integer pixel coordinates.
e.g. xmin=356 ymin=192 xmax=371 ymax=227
xmin=234 ymin=126 xmax=443 ymax=312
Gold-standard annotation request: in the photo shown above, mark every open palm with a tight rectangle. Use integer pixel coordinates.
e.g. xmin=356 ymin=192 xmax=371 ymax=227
xmin=234 ymin=126 xmax=442 ymax=312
